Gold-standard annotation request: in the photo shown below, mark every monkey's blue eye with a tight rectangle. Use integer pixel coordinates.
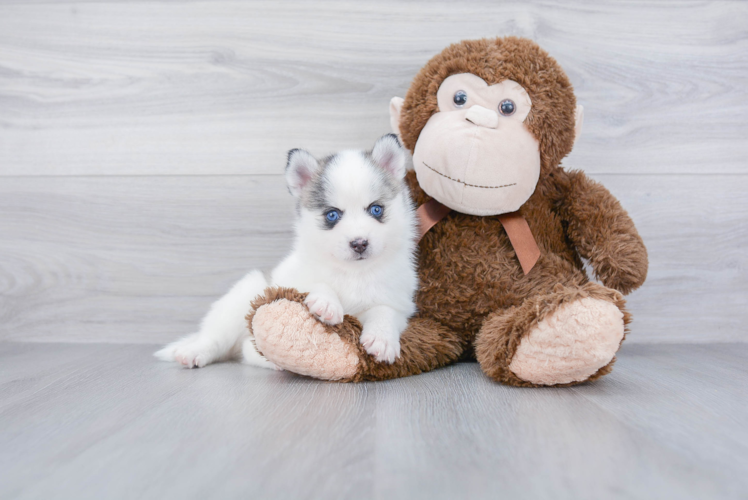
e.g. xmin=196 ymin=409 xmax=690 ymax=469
xmin=499 ymin=99 xmax=516 ymax=116
xmin=325 ymin=210 xmax=341 ymax=223
xmin=369 ymin=205 xmax=383 ymax=218
xmin=453 ymin=90 xmax=468 ymax=107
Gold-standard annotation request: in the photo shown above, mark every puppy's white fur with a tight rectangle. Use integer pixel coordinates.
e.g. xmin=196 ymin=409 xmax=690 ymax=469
xmin=155 ymin=135 xmax=418 ymax=368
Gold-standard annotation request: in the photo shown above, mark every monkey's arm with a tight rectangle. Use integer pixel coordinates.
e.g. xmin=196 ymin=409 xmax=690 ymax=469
xmin=557 ymin=169 xmax=648 ymax=295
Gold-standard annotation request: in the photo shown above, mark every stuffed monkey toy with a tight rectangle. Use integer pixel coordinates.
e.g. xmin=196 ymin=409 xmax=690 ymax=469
xmin=247 ymin=37 xmax=648 ymax=387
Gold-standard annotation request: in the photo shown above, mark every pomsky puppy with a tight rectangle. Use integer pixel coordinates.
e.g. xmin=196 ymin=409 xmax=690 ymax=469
xmin=155 ymin=134 xmax=418 ymax=368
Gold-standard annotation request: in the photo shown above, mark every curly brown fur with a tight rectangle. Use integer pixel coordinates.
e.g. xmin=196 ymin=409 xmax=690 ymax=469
xmin=399 ymin=37 xmax=577 ymax=175
xmin=248 ymin=287 xmax=465 ymax=382
xmin=554 ymin=170 xmax=649 ymax=293
xmin=474 ymin=282 xmax=630 ymax=387
xmin=407 ymin=169 xmax=590 ymax=338
xmin=353 ymin=315 xmax=467 ymax=382
xmin=250 ymin=37 xmax=647 ymax=386
xmin=397 ymin=38 xmax=644 ymax=384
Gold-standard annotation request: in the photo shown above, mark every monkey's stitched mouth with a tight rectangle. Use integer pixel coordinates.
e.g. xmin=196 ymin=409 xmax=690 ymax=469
xmin=422 ymin=162 xmax=516 ymax=189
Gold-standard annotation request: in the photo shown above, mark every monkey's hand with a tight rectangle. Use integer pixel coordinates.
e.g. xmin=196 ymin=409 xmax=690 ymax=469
xmin=556 ymin=169 xmax=648 ymax=295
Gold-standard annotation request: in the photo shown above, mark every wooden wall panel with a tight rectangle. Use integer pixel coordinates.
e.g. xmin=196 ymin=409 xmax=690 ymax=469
xmin=0 ymin=0 xmax=746 ymax=344
xmin=1 ymin=1 xmax=746 ymax=176
xmin=0 ymin=174 xmax=745 ymax=344
xmin=0 ymin=176 xmax=295 ymax=342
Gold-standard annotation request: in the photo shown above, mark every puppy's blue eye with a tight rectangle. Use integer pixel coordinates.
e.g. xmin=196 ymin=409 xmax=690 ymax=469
xmin=369 ymin=205 xmax=383 ymax=218
xmin=453 ymin=90 xmax=468 ymax=107
xmin=325 ymin=210 xmax=340 ymax=223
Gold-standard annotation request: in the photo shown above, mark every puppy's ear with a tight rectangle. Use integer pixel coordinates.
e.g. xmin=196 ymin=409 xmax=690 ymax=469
xmin=371 ymin=134 xmax=406 ymax=180
xmin=285 ymin=149 xmax=319 ymax=198
xmin=389 ymin=97 xmax=404 ymax=138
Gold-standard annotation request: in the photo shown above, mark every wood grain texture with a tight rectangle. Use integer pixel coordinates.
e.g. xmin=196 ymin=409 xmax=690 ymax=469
xmin=1 ymin=3 xmax=746 ymax=498
xmin=0 ymin=0 xmax=746 ymax=345
xmin=1 ymin=342 xmax=746 ymax=499
xmin=1 ymin=174 xmax=745 ymax=344
xmin=597 ymin=173 xmax=748 ymax=343
xmin=0 ymin=175 xmax=296 ymax=343
xmin=1 ymin=0 xmax=747 ymax=176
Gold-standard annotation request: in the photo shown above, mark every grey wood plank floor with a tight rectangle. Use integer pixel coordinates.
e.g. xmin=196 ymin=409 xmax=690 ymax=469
xmin=1 ymin=342 xmax=746 ymax=500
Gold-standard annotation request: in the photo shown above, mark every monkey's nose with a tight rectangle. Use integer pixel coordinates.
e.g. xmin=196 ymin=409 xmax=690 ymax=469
xmin=465 ymin=105 xmax=499 ymax=129
xmin=349 ymin=238 xmax=368 ymax=254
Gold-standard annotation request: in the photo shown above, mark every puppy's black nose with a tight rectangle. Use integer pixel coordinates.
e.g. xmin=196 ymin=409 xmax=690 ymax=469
xmin=350 ymin=238 xmax=368 ymax=254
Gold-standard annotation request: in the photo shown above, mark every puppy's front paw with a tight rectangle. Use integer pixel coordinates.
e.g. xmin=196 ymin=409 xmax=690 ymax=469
xmin=360 ymin=329 xmax=400 ymax=364
xmin=304 ymin=292 xmax=344 ymax=325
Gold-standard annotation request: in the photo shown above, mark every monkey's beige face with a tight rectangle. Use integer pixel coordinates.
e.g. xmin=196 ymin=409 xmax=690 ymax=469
xmin=411 ymin=73 xmax=540 ymax=216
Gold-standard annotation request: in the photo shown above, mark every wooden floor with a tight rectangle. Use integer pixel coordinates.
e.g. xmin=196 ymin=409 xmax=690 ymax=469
xmin=1 ymin=341 xmax=746 ymax=500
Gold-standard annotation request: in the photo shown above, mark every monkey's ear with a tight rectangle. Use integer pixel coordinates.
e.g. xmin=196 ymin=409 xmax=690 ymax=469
xmin=285 ymin=149 xmax=319 ymax=198
xmin=389 ymin=97 xmax=404 ymax=138
xmin=371 ymin=133 xmax=406 ymax=180
xmin=573 ymin=104 xmax=584 ymax=147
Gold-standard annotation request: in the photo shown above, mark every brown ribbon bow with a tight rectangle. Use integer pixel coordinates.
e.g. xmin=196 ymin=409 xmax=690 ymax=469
xmin=416 ymin=199 xmax=540 ymax=275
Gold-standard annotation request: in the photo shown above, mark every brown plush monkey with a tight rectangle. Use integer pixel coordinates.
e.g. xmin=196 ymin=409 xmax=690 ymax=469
xmin=248 ymin=37 xmax=648 ymax=387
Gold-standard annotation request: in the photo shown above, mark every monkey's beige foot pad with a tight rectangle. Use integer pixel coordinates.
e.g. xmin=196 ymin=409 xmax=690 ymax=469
xmin=509 ymin=297 xmax=624 ymax=385
xmin=252 ymin=299 xmax=360 ymax=381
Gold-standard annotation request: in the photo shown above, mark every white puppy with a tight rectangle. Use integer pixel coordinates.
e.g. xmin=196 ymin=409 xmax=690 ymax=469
xmin=155 ymin=134 xmax=418 ymax=369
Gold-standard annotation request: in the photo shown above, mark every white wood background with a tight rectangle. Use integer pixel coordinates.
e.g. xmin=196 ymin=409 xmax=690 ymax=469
xmin=1 ymin=0 xmax=746 ymax=344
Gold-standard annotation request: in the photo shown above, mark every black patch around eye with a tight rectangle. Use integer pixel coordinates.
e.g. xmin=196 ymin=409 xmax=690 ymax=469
xmin=321 ymin=208 xmax=343 ymax=230
xmin=367 ymin=202 xmax=385 ymax=223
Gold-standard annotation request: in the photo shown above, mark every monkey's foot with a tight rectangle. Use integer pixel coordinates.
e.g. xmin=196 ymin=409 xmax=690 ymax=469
xmin=477 ymin=283 xmax=629 ymax=387
xmin=508 ymin=297 xmax=624 ymax=385
xmin=248 ymin=288 xmax=360 ymax=381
